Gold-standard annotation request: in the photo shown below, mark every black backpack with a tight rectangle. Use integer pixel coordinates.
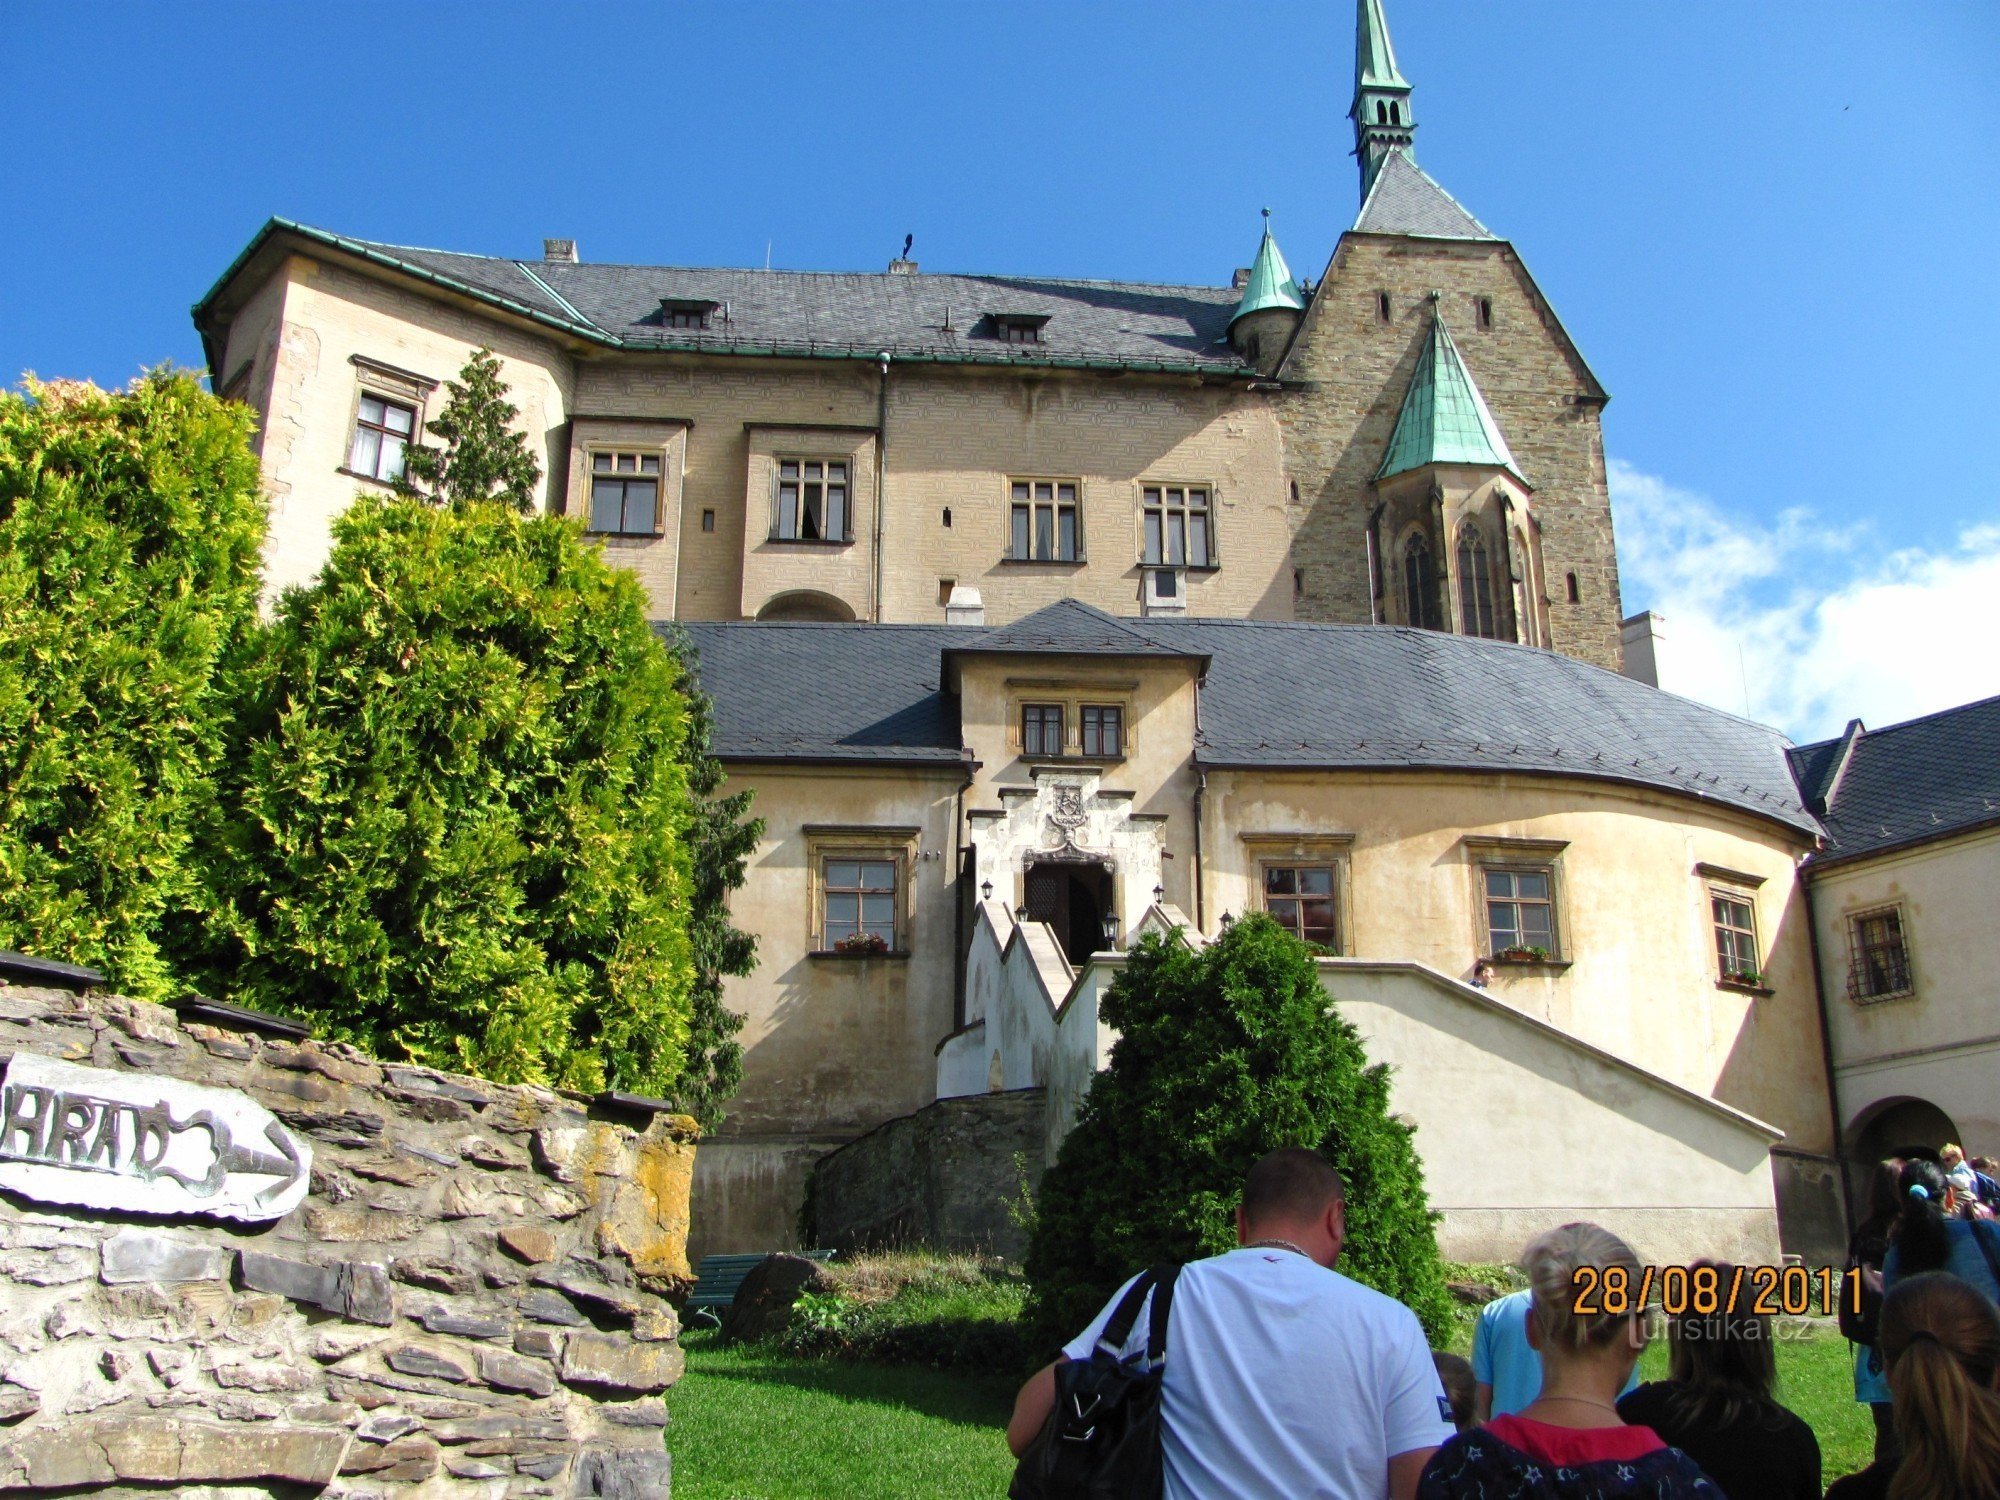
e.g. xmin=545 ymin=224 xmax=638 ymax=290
xmin=1010 ymin=1265 xmax=1182 ymax=1500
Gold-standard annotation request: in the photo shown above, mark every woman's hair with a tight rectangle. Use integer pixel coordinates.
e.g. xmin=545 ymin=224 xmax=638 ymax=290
xmin=1662 ymin=1260 xmax=1780 ymax=1429
xmin=1860 ymin=1157 xmax=1909 ymax=1242
xmin=1525 ymin=1221 xmax=1643 ymax=1355
xmin=1943 ymin=1143 xmax=1967 ymax=1167
xmin=1897 ymin=1158 xmax=1955 ymax=1274
xmin=1432 ymin=1350 xmax=1475 ymax=1432
xmin=1881 ymin=1272 xmax=2000 ymax=1500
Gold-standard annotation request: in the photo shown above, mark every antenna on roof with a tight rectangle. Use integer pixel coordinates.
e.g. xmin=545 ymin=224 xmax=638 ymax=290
xmin=765 ymin=240 xmax=772 ymax=272
xmin=903 ymin=233 xmax=914 ymax=260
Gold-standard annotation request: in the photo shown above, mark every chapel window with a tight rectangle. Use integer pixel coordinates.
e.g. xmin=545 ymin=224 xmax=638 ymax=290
xmin=1009 ymin=480 xmax=1081 ymax=563
xmin=1848 ymin=907 xmax=1913 ymax=1001
xmin=348 ymin=394 xmax=416 ymax=483
xmin=1080 ymin=705 xmax=1123 ymax=759
xmin=1377 ymin=291 xmax=1393 ymax=323
xmin=1403 ymin=532 xmax=1442 ymax=631
xmin=1021 ymin=703 xmax=1065 ymax=759
xmin=1264 ymin=865 xmax=1339 ymax=952
xmin=773 ymin=458 xmax=850 ymax=542
xmin=1712 ymin=891 xmax=1761 ymax=986
xmin=1477 ymin=296 xmax=1494 ymax=330
xmin=1484 ymin=866 xmax=1557 ymax=959
xmin=588 ymin=452 xmax=661 ymax=535
xmin=1456 ymin=524 xmax=1498 ymax=638
xmin=1142 ymin=485 xmax=1214 ymax=569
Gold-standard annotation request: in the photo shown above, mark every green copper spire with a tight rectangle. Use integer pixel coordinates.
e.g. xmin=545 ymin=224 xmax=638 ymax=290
xmin=1377 ymin=313 xmax=1525 ymax=483
xmin=1351 ymin=0 xmax=1416 ymax=200
xmin=1356 ymin=0 xmax=1409 ymax=90
xmin=1229 ymin=210 xmax=1306 ymax=327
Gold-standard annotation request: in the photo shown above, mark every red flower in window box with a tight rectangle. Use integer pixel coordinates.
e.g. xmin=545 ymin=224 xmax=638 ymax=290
xmin=833 ymin=932 xmax=890 ymax=956
xmin=1494 ymin=945 xmax=1552 ymax=963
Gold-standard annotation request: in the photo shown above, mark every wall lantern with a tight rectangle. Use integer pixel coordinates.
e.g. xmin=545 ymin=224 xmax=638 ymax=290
xmin=980 ymin=879 xmax=993 ymax=902
xmin=1101 ymin=912 xmax=1119 ymax=948
xmin=1152 ymin=884 xmax=1165 ymax=903
xmin=1218 ymin=911 xmax=1235 ymax=931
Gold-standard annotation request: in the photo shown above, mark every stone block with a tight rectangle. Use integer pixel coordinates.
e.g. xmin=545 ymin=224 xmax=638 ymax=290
xmin=719 ymin=1253 xmax=833 ymax=1343
xmin=572 ymin=1446 xmax=672 ymax=1499
xmin=600 ymin=1399 xmax=666 ymax=1428
xmin=497 ymin=1225 xmax=558 ymax=1264
xmin=460 ymin=1134 xmax=528 ymax=1170
xmin=341 ymin=1435 xmax=438 ymax=1476
xmin=214 ymin=1359 xmax=317 ymax=1393
xmin=386 ymin=1345 xmax=470 ymax=1383
xmin=97 ymin=1349 xmax=132 ymax=1380
xmin=633 ymin=1306 xmax=679 ymax=1343
xmin=339 ymin=1261 xmax=396 ymax=1326
xmin=513 ymin=1327 xmax=564 ymax=1358
xmin=356 ymin=1411 xmax=421 ymax=1443
xmin=517 ymin=1289 xmax=587 ymax=1327
xmin=0 ymin=1390 xmax=37 ymax=1424
xmin=478 ymin=1348 xmax=556 ymax=1398
xmin=146 ymin=1347 xmax=190 ymax=1384
xmin=531 ymin=1264 xmax=645 ymax=1321
xmin=430 ymin=1413 xmax=569 ymax=1445
xmin=0 ymin=1417 xmax=349 ymax=1488
xmin=239 ymin=1249 xmax=341 ymax=1310
xmin=560 ymin=1334 xmax=683 ymax=1394
xmin=391 ymin=1255 xmax=479 ymax=1295
xmin=9 ymin=1247 xmax=95 ymax=1286
xmin=416 ymin=1301 xmax=512 ymax=1341
xmin=310 ymin=1327 xmax=387 ymax=1363
xmin=516 ymin=1451 xmax=570 ymax=1479
xmin=304 ymin=1204 xmax=422 ymax=1243
xmin=99 ymin=1228 xmax=234 ymax=1284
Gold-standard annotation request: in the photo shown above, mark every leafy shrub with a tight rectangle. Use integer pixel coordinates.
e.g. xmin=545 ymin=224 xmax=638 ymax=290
xmin=1021 ymin=916 xmax=1453 ymax=1357
xmin=771 ymin=1252 xmax=1032 ymax=1373
xmin=181 ymin=495 xmax=697 ymax=1092
xmin=0 ymin=373 xmax=263 ymax=997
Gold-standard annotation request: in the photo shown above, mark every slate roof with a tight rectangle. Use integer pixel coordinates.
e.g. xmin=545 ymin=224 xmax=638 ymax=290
xmin=199 ymin=219 xmax=1262 ymax=377
xmin=1354 ymin=149 xmax=1496 ymax=241
xmin=1787 ymin=694 xmax=2000 ymax=865
xmin=681 ymin=601 xmax=1816 ymax=834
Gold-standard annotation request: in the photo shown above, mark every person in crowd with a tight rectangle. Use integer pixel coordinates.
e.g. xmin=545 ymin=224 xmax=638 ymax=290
xmin=1472 ymin=1248 xmax=1637 ymax=1422
xmin=1972 ymin=1156 xmax=2000 ymax=1206
xmin=1433 ymin=1352 xmax=1475 ymax=1433
xmin=1008 ymin=1148 xmax=1453 ymax=1500
xmin=1885 ymin=1158 xmax=2000 ymax=1304
xmin=1851 ymin=1157 xmax=1906 ymax=1462
xmin=1418 ymin=1222 xmax=1719 ymax=1498
xmin=1616 ymin=1259 xmax=1820 ymax=1498
xmin=1944 ymin=1143 xmax=1980 ymax=1200
xmin=1827 ymin=1271 xmax=2000 ymax=1500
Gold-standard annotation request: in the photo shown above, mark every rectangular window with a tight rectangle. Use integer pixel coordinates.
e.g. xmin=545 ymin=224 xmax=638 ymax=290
xmin=1142 ymin=485 xmax=1214 ymax=568
xmin=773 ymin=458 xmax=850 ymax=542
xmin=588 ymin=452 xmax=661 ymax=535
xmin=1849 ymin=908 xmax=1913 ymax=1001
xmin=1485 ymin=866 xmax=1556 ymax=958
xmin=1265 ymin=865 xmax=1338 ymax=951
xmin=1022 ymin=703 xmax=1064 ymax=758
xmin=1080 ymin=705 xmax=1123 ymax=758
xmin=348 ymin=394 xmax=415 ymax=482
xmin=1712 ymin=891 xmax=1760 ymax=983
xmin=1009 ymin=480 xmax=1081 ymax=562
xmin=823 ymin=858 xmax=897 ymax=951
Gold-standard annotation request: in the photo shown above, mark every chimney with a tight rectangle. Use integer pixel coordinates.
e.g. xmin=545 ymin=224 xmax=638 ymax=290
xmin=543 ymin=239 xmax=579 ymax=264
xmin=1231 ymin=268 xmax=1253 ymax=290
xmin=944 ymin=582 xmax=985 ymax=627
xmin=1619 ymin=611 xmax=1665 ymax=689
xmin=887 ymin=257 xmax=919 ymax=276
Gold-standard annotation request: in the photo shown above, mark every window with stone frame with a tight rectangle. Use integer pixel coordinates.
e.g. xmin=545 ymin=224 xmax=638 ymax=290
xmin=772 ymin=458 xmax=850 ymax=542
xmin=587 ymin=452 xmax=662 ymax=535
xmin=821 ymin=857 xmax=898 ymax=953
xmin=1264 ymin=864 xmax=1339 ymax=951
xmin=1456 ymin=523 xmax=1498 ymax=638
xmin=1009 ymin=480 xmax=1081 ymax=562
xmin=348 ymin=394 xmax=416 ymax=483
xmin=1403 ymin=531 xmax=1442 ymax=631
xmin=1142 ymin=485 xmax=1215 ymax=569
xmin=1021 ymin=703 xmax=1065 ymax=759
xmin=1848 ymin=906 xmax=1913 ymax=1001
xmin=1711 ymin=889 xmax=1761 ymax=985
xmin=1484 ymin=865 xmax=1557 ymax=959
xmin=1079 ymin=704 xmax=1123 ymax=759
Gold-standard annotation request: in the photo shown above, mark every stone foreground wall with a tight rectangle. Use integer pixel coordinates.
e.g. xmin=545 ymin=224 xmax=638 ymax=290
xmin=808 ymin=1090 xmax=1044 ymax=1261
xmin=0 ymin=983 xmax=694 ymax=1497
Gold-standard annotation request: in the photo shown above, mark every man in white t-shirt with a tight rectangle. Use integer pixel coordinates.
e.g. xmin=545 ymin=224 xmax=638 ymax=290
xmin=1007 ymin=1148 xmax=1452 ymax=1500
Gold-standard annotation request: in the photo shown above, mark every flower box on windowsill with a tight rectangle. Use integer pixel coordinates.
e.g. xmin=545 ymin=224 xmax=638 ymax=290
xmin=1716 ymin=974 xmax=1776 ymax=996
xmin=811 ymin=949 xmax=911 ymax=961
xmin=1488 ymin=948 xmax=1571 ymax=972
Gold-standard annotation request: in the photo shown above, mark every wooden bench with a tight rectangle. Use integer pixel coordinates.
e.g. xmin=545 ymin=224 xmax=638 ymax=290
xmin=685 ymin=1250 xmax=838 ymax=1327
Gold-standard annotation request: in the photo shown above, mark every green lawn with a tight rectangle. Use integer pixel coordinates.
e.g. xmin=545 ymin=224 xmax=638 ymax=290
xmin=671 ymin=1322 xmax=1872 ymax=1496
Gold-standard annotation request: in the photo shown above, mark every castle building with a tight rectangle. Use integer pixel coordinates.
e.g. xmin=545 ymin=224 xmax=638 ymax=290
xmin=193 ymin=2 xmax=1844 ymax=1262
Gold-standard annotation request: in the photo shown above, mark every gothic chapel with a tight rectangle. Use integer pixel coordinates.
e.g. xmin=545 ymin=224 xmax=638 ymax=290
xmin=195 ymin=2 xmax=1844 ymax=1263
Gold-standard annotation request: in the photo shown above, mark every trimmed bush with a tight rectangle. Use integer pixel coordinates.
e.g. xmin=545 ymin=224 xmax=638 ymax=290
xmin=182 ymin=495 xmax=697 ymax=1093
xmin=1021 ymin=915 xmax=1453 ymax=1356
xmin=0 ymin=374 xmax=264 ymax=997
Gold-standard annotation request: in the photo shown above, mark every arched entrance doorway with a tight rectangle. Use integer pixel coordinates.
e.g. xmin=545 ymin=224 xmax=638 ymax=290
xmin=1024 ymin=859 xmax=1112 ymax=968
xmin=1851 ymin=1097 xmax=1958 ymax=1170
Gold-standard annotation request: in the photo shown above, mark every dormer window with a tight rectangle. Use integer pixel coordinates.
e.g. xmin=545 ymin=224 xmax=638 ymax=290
xmin=987 ymin=313 xmax=1049 ymax=345
xmin=659 ymin=297 xmax=718 ymax=331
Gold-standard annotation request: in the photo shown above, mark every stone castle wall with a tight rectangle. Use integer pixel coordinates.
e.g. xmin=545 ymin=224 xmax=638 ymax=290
xmin=0 ymin=982 xmax=693 ymax=1498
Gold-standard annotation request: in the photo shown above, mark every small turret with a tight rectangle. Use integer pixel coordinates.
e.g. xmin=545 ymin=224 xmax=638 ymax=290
xmin=1351 ymin=0 xmax=1416 ymax=201
xmin=1227 ymin=210 xmax=1307 ymax=375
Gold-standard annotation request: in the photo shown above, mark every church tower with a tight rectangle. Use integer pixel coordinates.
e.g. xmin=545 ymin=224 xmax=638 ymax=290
xmin=1351 ymin=0 xmax=1415 ymax=199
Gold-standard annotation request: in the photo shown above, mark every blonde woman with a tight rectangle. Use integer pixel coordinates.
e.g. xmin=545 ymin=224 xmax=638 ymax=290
xmin=1827 ymin=1271 xmax=2000 ymax=1500
xmin=1418 ymin=1223 xmax=1720 ymax=1499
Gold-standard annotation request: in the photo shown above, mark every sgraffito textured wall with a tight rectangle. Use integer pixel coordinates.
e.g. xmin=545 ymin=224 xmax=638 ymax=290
xmin=0 ymin=980 xmax=695 ymax=1498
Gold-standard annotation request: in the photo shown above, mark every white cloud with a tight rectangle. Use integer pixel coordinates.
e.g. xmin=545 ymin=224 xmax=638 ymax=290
xmin=1610 ymin=459 xmax=2000 ymax=743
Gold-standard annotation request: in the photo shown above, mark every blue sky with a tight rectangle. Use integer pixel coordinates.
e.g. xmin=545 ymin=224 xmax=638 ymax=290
xmin=5 ymin=2 xmax=1997 ymax=737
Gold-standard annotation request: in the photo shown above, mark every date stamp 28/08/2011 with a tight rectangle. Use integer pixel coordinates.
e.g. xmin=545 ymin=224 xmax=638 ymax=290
xmin=1571 ymin=1264 xmax=1851 ymax=1319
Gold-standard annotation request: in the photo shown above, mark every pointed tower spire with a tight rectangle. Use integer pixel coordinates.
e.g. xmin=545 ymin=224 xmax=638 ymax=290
xmin=1228 ymin=210 xmax=1307 ymax=375
xmin=1377 ymin=312 xmax=1525 ymax=484
xmin=1351 ymin=0 xmax=1416 ymax=202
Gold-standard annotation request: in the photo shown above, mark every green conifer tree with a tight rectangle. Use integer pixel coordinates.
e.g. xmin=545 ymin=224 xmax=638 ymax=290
xmin=1021 ymin=914 xmax=1453 ymax=1356
xmin=395 ymin=347 xmax=541 ymax=512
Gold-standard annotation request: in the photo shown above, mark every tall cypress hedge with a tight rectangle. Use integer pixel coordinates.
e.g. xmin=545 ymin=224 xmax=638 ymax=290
xmin=182 ymin=495 xmax=698 ymax=1094
xmin=1021 ymin=915 xmax=1453 ymax=1355
xmin=0 ymin=374 xmax=264 ymax=997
